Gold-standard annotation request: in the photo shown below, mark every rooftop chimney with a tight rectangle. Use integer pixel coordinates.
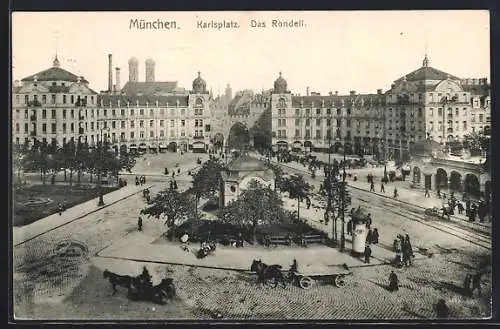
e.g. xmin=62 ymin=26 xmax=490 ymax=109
xmin=329 ymin=91 xmax=333 ymax=96
xmin=377 ymin=89 xmax=383 ymax=95
xmin=115 ymin=67 xmax=121 ymax=92
xmin=350 ymin=90 xmax=356 ymax=96
xmin=108 ymin=54 xmax=113 ymax=92
xmin=306 ymin=87 xmax=310 ymax=96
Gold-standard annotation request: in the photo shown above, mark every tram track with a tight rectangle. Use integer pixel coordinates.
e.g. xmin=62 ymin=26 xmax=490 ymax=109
xmin=273 ymin=161 xmax=491 ymax=251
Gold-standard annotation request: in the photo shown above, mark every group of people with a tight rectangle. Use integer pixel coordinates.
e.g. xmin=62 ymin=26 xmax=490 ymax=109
xmin=135 ymin=175 xmax=147 ymax=186
xmin=393 ymin=234 xmax=414 ymax=266
xmin=463 ymin=272 xmax=483 ymax=297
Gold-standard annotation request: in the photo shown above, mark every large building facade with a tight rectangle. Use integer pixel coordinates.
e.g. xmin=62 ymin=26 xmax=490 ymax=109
xmin=12 ymin=54 xmax=214 ymax=154
xmin=271 ymin=56 xmax=491 ymax=160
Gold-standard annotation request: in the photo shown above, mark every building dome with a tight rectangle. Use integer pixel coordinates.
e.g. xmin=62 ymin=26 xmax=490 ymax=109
xmin=274 ymin=72 xmax=287 ymax=93
xmin=145 ymin=58 xmax=155 ymax=64
xmin=128 ymin=57 xmax=139 ymax=64
xmin=192 ymin=71 xmax=206 ymax=93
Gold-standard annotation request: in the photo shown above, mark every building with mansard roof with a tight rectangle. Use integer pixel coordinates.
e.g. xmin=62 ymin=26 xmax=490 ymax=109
xmin=12 ymin=54 xmax=214 ymax=154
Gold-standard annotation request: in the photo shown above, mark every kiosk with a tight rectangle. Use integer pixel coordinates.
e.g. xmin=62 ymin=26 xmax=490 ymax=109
xmin=350 ymin=206 xmax=369 ymax=256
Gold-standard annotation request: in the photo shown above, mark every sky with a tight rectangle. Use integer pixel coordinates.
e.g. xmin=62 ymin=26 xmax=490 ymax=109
xmin=12 ymin=11 xmax=490 ymax=96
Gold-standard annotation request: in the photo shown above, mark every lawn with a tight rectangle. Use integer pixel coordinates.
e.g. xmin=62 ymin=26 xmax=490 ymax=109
xmin=13 ymin=184 xmax=119 ymax=227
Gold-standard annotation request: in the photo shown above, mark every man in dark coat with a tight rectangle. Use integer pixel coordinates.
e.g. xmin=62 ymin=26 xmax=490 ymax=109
xmin=435 ymin=299 xmax=449 ymax=318
xmin=138 ymin=216 xmax=143 ymax=231
xmin=347 ymin=220 xmax=353 ymax=235
xmin=457 ymin=202 xmax=464 ymax=215
xmin=380 ymin=182 xmax=385 ymax=193
xmin=364 ymin=245 xmax=372 ymax=264
xmin=371 ymin=228 xmax=379 ymax=244
xmin=366 ymin=229 xmax=373 ymax=245
xmin=389 ymin=271 xmax=399 ymax=291
xmin=370 ymin=181 xmax=375 ymax=192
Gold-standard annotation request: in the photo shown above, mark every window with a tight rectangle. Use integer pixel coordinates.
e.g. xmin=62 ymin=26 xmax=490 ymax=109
xmin=51 ymin=109 xmax=56 ymax=119
xmin=130 ymin=132 xmax=135 ymax=139
xmin=150 ymin=109 xmax=154 ymax=117
xmin=51 ymin=123 xmax=56 ymax=133
xmin=24 ymin=110 xmax=28 ymax=119
xmin=15 ymin=123 xmax=19 ymax=132
xmin=24 ymin=95 xmax=29 ymax=104
xmin=305 ymin=109 xmax=311 ymax=116
xmin=463 ymin=108 xmax=467 ymax=116
xmin=150 ymin=131 xmax=154 ymax=138
xmin=316 ymin=108 xmax=321 ymax=115
xmin=305 ymin=129 xmax=310 ymax=138
xmin=471 ymin=115 xmax=475 ymax=122
xmin=326 ymin=119 xmax=331 ymax=127
xmin=337 ymin=119 xmax=341 ymax=127
xmin=170 ymin=120 xmax=174 ymax=127
xmin=326 ymin=108 xmax=331 ymax=115
xmin=295 ymin=129 xmax=300 ymax=137
xmin=71 ymin=95 xmax=74 ymax=104
xmin=438 ymin=108 xmax=442 ymax=116
xmin=455 ymin=108 xmax=459 ymax=116
xmin=130 ymin=120 xmax=135 ymax=128
xmin=51 ymin=94 xmax=56 ymax=104
xmin=295 ymin=119 xmax=300 ymax=126
xmin=140 ymin=109 xmax=144 ymax=116
xmin=42 ymin=109 xmax=46 ymax=119
xmin=418 ymin=108 xmax=422 ymax=117
xmin=121 ymin=109 xmax=125 ymax=116
xmin=181 ymin=120 xmax=185 ymax=127
xmin=15 ymin=95 xmax=19 ymax=104
xmin=63 ymin=95 xmax=67 ymax=104
xmin=63 ymin=123 xmax=67 ymax=133
xmin=316 ymin=119 xmax=321 ymax=126
xmin=295 ymin=109 xmax=300 ymax=116
xmin=91 ymin=96 xmax=94 ymax=104
xmin=42 ymin=123 xmax=47 ymax=133
xmin=160 ymin=108 xmax=165 ymax=115
xmin=463 ymin=121 xmax=467 ymax=130
xmin=149 ymin=120 xmax=154 ymax=127
xmin=112 ymin=121 xmax=116 ymax=129
xmin=160 ymin=130 xmax=164 ymax=137
xmin=140 ymin=131 xmax=145 ymax=139
xmin=346 ymin=119 xmax=351 ymax=127
xmin=130 ymin=109 xmax=135 ymax=116
xmin=104 ymin=109 xmax=108 ymax=117
xmin=42 ymin=95 xmax=47 ymax=104
xmin=121 ymin=121 xmax=125 ymax=128
xmin=71 ymin=110 xmax=74 ymax=119
xmin=337 ymin=108 xmax=341 ymax=116
xmin=112 ymin=109 xmax=116 ymax=117
xmin=479 ymin=114 xmax=484 ymax=122
xmin=90 ymin=122 xmax=93 ymax=131
xmin=170 ymin=109 xmax=174 ymax=116
xmin=160 ymin=120 xmax=164 ymax=127
xmin=24 ymin=123 xmax=28 ymax=133
xmin=140 ymin=120 xmax=144 ymax=128
xmin=316 ymin=130 xmax=321 ymax=139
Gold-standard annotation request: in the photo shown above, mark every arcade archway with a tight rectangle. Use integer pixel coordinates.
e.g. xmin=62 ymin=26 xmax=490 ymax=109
xmin=435 ymin=168 xmax=448 ymax=190
xmin=449 ymin=171 xmax=462 ymax=192
xmin=227 ymin=122 xmax=250 ymax=151
xmin=464 ymin=174 xmax=480 ymax=197
xmin=168 ymin=142 xmax=177 ymax=153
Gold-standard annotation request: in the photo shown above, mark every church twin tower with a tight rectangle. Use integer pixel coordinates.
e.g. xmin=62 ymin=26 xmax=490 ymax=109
xmin=128 ymin=57 xmax=155 ymax=82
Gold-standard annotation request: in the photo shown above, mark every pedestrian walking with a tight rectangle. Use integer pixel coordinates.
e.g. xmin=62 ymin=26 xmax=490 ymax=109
xmin=366 ymin=229 xmax=373 ymax=244
xmin=389 ymin=271 xmax=399 ymax=292
xmin=425 ymin=188 xmax=430 ymax=197
xmin=172 ymin=172 xmax=175 ymax=178
xmin=393 ymin=187 xmax=398 ymax=198
xmin=380 ymin=182 xmax=385 ymax=193
xmin=138 ymin=216 xmax=143 ymax=231
xmin=178 ymin=168 xmax=181 ymax=174
xmin=173 ymin=180 xmax=178 ymax=190
xmin=57 ymin=203 xmax=64 ymax=215
xmin=463 ymin=274 xmax=473 ymax=297
xmin=437 ymin=188 xmax=441 ymax=199
xmin=370 ymin=181 xmax=375 ymax=192
xmin=404 ymin=234 xmax=413 ymax=264
xmin=366 ymin=213 xmax=372 ymax=229
xmin=457 ymin=202 xmax=464 ymax=215
xmin=372 ymin=228 xmax=379 ymax=244
xmin=472 ymin=273 xmax=482 ymax=295
xmin=135 ymin=176 xmax=140 ymax=186
xmin=435 ymin=299 xmax=449 ymax=318
xmin=347 ymin=220 xmax=353 ymax=235
xmin=393 ymin=238 xmax=402 ymax=262
xmin=364 ymin=245 xmax=372 ymax=264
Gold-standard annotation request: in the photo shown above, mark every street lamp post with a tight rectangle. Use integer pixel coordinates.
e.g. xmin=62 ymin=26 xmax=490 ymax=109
xmin=339 ymin=133 xmax=347 ymax=252
xmin=97 ymin=126 xmax=110 ymax=207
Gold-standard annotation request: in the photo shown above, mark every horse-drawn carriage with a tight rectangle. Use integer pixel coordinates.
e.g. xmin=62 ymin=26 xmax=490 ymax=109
xmin=250 ymin=260 xmax=353 ymax=290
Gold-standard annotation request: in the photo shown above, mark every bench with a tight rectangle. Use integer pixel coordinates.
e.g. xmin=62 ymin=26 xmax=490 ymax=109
xmin=297 ymin=234 xmax=325 ymax=246
xmin=262 ymin=235 xmax=292 ymax=247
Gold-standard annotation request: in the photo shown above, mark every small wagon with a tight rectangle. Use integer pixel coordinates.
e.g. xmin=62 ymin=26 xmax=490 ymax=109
xmin=288 ymin=264 xmax=353 ymax=290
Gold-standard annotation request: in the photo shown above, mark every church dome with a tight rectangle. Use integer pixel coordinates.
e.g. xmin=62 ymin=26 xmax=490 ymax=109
xmin=274 ymin=72 xmax=287 ymax=93
xmin=128 ymin=57 xmax=139 ymax=64
xmin=192 ymin=71 xmax=206 ymax=93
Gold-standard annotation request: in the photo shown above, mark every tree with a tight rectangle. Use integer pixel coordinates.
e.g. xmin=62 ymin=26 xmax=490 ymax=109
xmin=281 ymin=174 xmax=313 ymax=222
xmin=463 ymin=132 xmax=490 ymax=156
xmin=266 ymin=162 xmax=286 ymax=190
xmin=191 ymin=157 xmax=226 ymax=201
xmin=249 ymin=107 xmax=272 ymax=152
xmin=227 ymin=122 xmax=250 ymax=151
xmin=218 ymin=180 xmax=287 ymax=243
xmin=141 ymin=188 xmax=193 ymax=240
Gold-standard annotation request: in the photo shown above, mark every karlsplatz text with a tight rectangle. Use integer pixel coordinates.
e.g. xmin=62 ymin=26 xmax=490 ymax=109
xmin=197 ymin=20 xmax=240 ymax=30
xmin=250 ymin=19 xmax=306 ymax=28
xmin=129 ymin=19 xmax=179 ymax=30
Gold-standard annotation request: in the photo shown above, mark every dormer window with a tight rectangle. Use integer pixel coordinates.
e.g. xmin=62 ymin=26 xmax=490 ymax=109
xmin=52 ymin=82 xmax=56 ymax=86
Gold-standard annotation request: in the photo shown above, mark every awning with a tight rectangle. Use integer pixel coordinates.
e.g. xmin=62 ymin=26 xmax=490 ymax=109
xmin=149 ymin=143 xmax=158 ymax=148
xmin=159 ymin=143 xmax=166 ymax=148
xmin=193 ymin=142 xmax=205 ymax=149
xmin=139 ymin=143 xmax=147 ymax=149
xmin=130 ymin=144 xmax=138 ymax=149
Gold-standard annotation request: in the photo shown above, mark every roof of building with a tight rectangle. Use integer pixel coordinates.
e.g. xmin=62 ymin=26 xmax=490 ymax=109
xmin=120 ymin=81 xmax=179 ymax=96
xmin=461 ymin=84 xmax=490 ymax=96
xmin=291 ymin=94 xmax=386 ymax=107
xmin=395 ymin=66 xmax=460 ymax=83
xmin=97 ymin=94 xmax=188 ymax=106
xmin=410 ymin=139 xmax=445 ymax=157
xmin=227 ymin=154 xmax=268 ymax=172
xmin=21 ymin=67 xmax=89 ymax=84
